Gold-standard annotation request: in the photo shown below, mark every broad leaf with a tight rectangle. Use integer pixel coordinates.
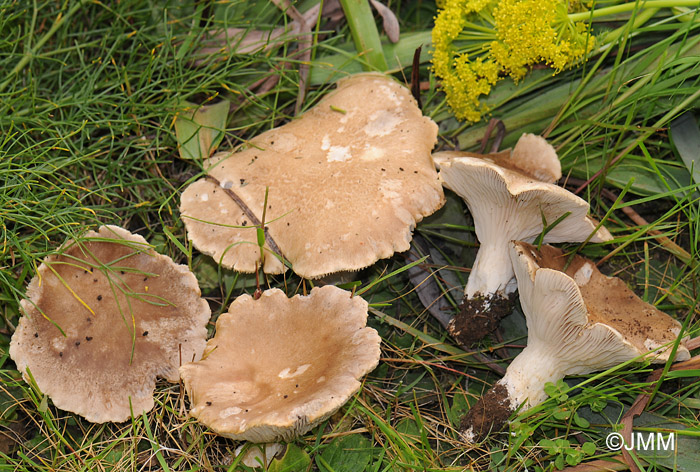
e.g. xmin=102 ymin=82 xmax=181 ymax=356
xmin=670 ymin=112 xmax=700 ymax=187
xmin=174 ymin=99 xmax=230 ymax=160
xmin=317 ymin=435 xmax=373 ymax=472
xmin=268 ymin=444 xmax=311 ymax=472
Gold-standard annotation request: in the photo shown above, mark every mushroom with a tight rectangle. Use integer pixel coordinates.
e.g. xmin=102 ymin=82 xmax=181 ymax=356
xmin=9 ymin=225 xmax=210 ymax=423
xmin=460 ymin=241 xmax=690 ymax=442
xmin=179 ymin=285 xmax=381 ymax=442
xmin=434 ymin=134 xmax=612 ymax=346
xmin=180 ymin=72 xmax=444 ymax=278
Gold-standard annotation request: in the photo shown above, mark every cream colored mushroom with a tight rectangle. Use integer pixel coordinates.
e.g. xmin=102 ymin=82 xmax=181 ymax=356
xmin=9 ymin=225 xmax=210 ymax=423
xmin=434 ymin=134 xmax=612 ymax=346
xmin=179 ymin=285 xmax=381 ymax=442
xmin=460 ymin=241 xmax=690 ymax=442
xmin=180 ymin=72 xmax=444 ymax=278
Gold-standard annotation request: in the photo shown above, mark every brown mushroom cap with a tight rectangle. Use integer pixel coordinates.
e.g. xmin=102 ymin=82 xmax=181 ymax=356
xmin=180 ymin=72 xmax=444 ymax=278
xmin=179 ymin=286 xmax=381 ymax=443
xmin=9 ymin=225 xmax=210 ymax=423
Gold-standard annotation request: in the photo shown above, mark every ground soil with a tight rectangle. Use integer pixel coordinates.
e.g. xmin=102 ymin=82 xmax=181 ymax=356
xmin=448 ymin=293 xmax=515 ymax=347
xmin=460 ymin=382 xmax=513 ymax=441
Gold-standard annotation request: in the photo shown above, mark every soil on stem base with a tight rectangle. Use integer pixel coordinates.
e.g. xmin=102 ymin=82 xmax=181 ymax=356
xmin=460 ymin=382 xmax=513 ymax=443
xmin=448 ymin=293 xmax=515 ymax=347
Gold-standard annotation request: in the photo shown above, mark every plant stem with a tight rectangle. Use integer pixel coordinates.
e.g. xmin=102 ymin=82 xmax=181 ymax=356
xmin=598 ymin=7 xmax=659 ymax=45
xmin=569 ymin=0 xmax=700 ymax=22
xmin=338 ymin=0 xmax=389 ymax=71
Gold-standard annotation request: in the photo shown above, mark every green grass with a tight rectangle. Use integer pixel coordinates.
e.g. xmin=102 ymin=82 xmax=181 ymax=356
xmin=1 ymin=1 xmax=699 ymax=471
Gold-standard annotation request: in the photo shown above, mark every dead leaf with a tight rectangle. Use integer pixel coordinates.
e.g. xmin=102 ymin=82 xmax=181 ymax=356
xmin=192 ymin=3 xmax=320 ymax=66
xmin=370 ymin=0 xmax=400 ymax=43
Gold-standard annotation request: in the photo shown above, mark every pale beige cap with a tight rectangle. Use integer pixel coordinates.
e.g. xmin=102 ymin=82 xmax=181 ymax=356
xmin=179 ymin=285 xmax=381 ymax=443
xmin=9 ymin=225 xmax=211 ymax=423
xmin=432 ymin=133 xmax=561 ymax=183
xmin=180 ymin=72 xmax=444 ymax=278
xmin=508 ymin=133 xmax=561 ymax=183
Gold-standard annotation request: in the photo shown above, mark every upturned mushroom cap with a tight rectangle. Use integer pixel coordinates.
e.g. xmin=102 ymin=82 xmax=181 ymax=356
xmin=512 ymin=242 xmax=690 ymax=366
xmin=179 ymin=286 xmax=381 ymax=443
xmin=436 ymin=136 xmax=611 ymax=347
xmin=180 ymin=72 xmax=444 ymax=278
xmin=460 ymin=241 xmax=689 ymax=442
xmin=9 ymin=226 xmax=211 ymax=423
xmin=436 ymin=143 xmax=611 ymax=300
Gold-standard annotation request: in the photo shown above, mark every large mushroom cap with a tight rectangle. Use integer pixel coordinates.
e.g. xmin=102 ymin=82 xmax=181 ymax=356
xmin=180 ymin=72 xmax=444 ymax=278
xmin=179 ymin=286 xmax=381 ymax=443
xmin=9 ymin=226 xmax=211 ymax=423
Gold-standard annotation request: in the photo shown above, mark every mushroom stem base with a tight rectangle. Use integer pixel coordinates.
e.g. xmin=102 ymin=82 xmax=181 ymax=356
xmin=447 ymin=292 xmax=515 ymax=347
xmin=460 ymin=381 xmax=514 ymax=443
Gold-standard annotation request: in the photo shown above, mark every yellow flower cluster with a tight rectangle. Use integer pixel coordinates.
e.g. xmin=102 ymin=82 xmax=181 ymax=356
xmin=431 ymin=0 xmax=499 ymax=122
xmin=492 ymin=0 xmax=594 ymax=79
xmin=431 ymin=0 xmax=595 ymax=122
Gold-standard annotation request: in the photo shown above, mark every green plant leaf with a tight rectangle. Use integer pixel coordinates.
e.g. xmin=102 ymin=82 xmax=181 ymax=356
xmin=569 ymin=156 xmax=692 ymax=197
xmin=268 ymin=444 xmax=311 ymax=472
xmin=670 ymin=112 xmax=700 ymax=187
xmin=317 ymin=435 xmax=373 ymax=472
xmin=395 ymin=418 xmax=420 ymax=439
xmin=633 ymin=411 xmax=700 ymax=471
xmin=566 ymin=451 xmax=581 ymax=466
xmin=574 ymin=412 xmax=591 ymax=429
xmin=174 ymin=99 xmax=230 ymax=160
xmin=310 ymin=31 xmax=431 ymax=85
xmin=554 ymin=454 xmax=565 ymax=470
xmin=449 ymin=392 xmax=472 ymax=426
xmin=582 ymin=441 xmax=596 ymax=455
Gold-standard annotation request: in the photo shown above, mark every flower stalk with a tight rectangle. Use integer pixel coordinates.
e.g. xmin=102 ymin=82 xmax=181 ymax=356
xmin=568 ymin=0 xmax=700 ymax=21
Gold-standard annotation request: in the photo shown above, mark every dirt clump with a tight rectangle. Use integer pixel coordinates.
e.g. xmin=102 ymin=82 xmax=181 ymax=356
xmin=448 ymin=293 xmax=515 ymax=347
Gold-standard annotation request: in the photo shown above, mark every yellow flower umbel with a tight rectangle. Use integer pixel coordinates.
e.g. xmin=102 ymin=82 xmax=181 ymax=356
xmin=431 ymin=0 xmax=595 ymax=122
xmin=491 ymin=0 xmax=594 ymax=80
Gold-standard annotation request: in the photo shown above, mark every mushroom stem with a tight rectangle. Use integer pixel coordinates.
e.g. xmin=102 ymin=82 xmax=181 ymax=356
xmin=447 ymin=239 xmax=517 ymax=347
xmin=499 ymin=344 xmax=565 ymax=408
xmin=464 ymin=240 xmax=517 ymax=299
xmin=460 ymin=345 xmax=564 ymax=442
